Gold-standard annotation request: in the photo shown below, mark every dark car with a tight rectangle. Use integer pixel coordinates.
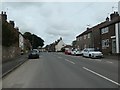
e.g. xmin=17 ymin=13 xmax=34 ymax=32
xmin=20 ymin=50 xmax=24 ymax=55
xmin=28 ymin=49 xmax=39 ymax=59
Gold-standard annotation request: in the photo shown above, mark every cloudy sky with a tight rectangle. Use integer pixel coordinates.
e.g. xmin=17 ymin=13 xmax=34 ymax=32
xmin=1 ymin=1 xmax=119 ymax=46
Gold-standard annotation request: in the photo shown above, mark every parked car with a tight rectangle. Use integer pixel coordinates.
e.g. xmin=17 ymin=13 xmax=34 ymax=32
xmin=82 ymin=48 xmax=103 ymax=58
xmin=28 ymin=49 xmax=40 ymax=59
xmin=71 ymin=49 xmax=81 ymax=56
xmin=79 ymin=50 xmax=84 ymax=56
xmin=20 ymin=50 xmax=24 ymax=55
xmin=64 ymin=48 xmax=72 ymax=55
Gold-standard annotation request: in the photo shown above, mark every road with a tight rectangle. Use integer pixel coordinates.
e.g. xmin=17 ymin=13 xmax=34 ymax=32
xmin=2 ymin=52 xmax=119 ymax=88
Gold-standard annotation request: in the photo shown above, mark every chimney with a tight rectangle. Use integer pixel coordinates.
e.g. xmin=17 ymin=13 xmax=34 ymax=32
xmin=9 ymin=21 xmax=15 ymax=27
xmin=1 ymin=11 xmax=7 ymax=22
xmin=60 ymin=37 xmax=62 ymax=40
xmin=4 ymin=12 xmax=6 ymax=15
xmin=87 ymin=27 xmax=90 ymax=30
xmin=1 ymin=11 xmax=3 ymax=14
xmin=106 ymin=17 xmax=109 ymax=21
xmin=110 ymin=11 xmax=119 ymax=20
xmin=15 ymin=27 xmax=19 ymax=31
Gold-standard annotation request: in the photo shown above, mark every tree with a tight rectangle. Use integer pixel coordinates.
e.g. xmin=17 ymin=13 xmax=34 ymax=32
xmin=23 ymin=32 xmax=32 ymax=43
xmin=32 ymin=34 xmax=44 ymax=49
xmin=23 ymin=32 xmax=44 ymax=49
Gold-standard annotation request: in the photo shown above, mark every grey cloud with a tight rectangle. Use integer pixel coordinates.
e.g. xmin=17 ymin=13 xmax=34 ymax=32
xmin=1 ymin=2 xmax=118 ymax=45
xmin=45 ymin=27 xmax=72 ymax=37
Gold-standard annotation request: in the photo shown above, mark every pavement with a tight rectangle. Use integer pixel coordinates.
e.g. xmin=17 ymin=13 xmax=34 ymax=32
xmin=2 ymin=53 xmax=28 ymax=78
xmin=103 ymin=55 xmax=119 ymax=61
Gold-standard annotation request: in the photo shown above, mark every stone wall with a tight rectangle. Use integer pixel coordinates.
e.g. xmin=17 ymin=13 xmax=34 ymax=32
xmin=2 ymin=46 xmax=20 ymax=63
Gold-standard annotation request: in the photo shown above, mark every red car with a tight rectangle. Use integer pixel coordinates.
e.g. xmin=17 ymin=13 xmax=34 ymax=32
xmin=65 ymin=49 xmax=72 ymax=55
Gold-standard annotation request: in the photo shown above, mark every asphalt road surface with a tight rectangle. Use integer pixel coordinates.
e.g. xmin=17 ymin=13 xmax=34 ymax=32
xmin=2 ymin=52 xmax=119 ymax=88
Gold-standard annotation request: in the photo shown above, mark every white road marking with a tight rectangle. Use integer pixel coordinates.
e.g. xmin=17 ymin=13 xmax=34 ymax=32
xmin=87 ymin=58 xmax=101 ymax=61
xmin=83 ymin=67 xmax=120 ymax=86
xmin=93 ymin=59 xmax=102 ymax=62
xmin=106 ymin=61 xmax=113 ymax=64
xmin=65 ymin=59 xmax=75 ymax=64
xmin=58 ymin=56 xmax=62 ymax=59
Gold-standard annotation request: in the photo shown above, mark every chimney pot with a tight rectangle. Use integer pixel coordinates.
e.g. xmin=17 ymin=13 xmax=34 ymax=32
xmin=1 ymin=11 xmax=3 ymax=14
xmin=106 ymin=17 xmax=109 ymax=21
xmin=110 ymin=11 xmax=119 ymax=20
xmin=4 ymin=12 xmax=6 ymax=14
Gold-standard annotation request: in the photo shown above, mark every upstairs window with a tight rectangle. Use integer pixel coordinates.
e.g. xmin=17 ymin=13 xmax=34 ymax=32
xmin=84 ymin=35 xmax=87 ymax=39
xmin=80 ymin=36 xmax=82 ymax=41
xmin=88 ymin=33 xmax=91 ymax=38
xmin=77 ymin=38 xmax=79 ymax=41
xmin=101 ymin=27 xmax=109 ymax=34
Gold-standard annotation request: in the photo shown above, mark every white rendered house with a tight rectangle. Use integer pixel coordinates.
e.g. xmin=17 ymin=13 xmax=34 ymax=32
xmin=55 ymin=38 xmax=66 ymax=52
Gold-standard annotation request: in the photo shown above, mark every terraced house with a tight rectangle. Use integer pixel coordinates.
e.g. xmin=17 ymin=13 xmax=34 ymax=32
xmin=76 ymin=11 xmax=120 ymax=55
xmin=100 ymin=12 xmax=120 ymax=54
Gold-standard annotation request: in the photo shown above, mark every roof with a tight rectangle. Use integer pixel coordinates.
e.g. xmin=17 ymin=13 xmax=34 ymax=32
xmin=62 ymin=45 xmax=73 ymax=49
xmin=100 ymin=16 xmax=120 ymax=29
xmin=76 ymin=16 xmax=120 ymax=38
xmin=76 ymin=28 xmax=92 ymax=38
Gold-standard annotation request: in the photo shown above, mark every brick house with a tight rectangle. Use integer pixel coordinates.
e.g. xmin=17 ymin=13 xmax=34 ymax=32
xmin=76 ymin=28 xmax=93 ymax=50
xmin=76 ymin=20 xmax=109 ymax=51
xmin=76 ymin=11 xmax=120 ymax=55
xmin=100 ymin=12 xmax=120 ymax=54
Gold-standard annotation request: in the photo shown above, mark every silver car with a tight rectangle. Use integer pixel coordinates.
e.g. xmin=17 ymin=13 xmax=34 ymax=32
xmin=82 ymin=48 xmax=103 ymax=58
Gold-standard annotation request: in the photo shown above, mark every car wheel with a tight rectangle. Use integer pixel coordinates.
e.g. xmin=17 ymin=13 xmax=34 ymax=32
xmin=89 ymin=54 xmax=91 ymax=57
xmin=91 ymin=55 xmax=94 ymax=59
xmin=28 ymin=57 xmax=30 ymax=59
xmin=83 ymin=54 xmax=86 ymax=57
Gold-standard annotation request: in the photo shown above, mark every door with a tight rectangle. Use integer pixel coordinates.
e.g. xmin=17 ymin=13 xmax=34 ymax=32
xmin=112 ymin=39 xmax=116 ymax=54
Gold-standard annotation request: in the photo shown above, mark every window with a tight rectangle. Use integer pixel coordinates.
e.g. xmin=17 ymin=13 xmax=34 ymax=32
xmin=88 ymin=33 xmax=90 ymax=38
xmin=101 ymin=27 xmax=109 ymax=34
xmin=79 ymin=37 xmax=80 ymax=41
xmin=80 ymin=36 xmax=82 ymax=41
xmin=84 ymin=35 xmax=87 ymax=39
xmin=102 ymin=39 xmax=109 ymax=49
xmin=77 ymin=38 xmax=79 ymax=41
xmin=106 ymin=39 xmax=109 ymax=47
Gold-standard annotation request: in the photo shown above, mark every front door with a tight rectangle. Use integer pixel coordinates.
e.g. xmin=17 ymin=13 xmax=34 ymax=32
xmin=112 ymin=39 xmax=116 ymax=54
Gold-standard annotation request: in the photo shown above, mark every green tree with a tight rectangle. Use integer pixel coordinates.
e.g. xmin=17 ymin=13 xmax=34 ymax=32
xmin=23 ymin=32 xmax=44 ymax=49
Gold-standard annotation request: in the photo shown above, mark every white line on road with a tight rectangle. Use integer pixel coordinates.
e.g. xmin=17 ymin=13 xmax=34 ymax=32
xmin=88 ymin=59 xmax=102 ymax=62
xmin=83 ymin=67 xmax=120 ymax=86
xmin=58 ymin=56 xmax=62 ymax=59
xmin=65 ymin=59 xmax=75 ymax=64
xmin=106 ymin=61 xmax=113 ymax=64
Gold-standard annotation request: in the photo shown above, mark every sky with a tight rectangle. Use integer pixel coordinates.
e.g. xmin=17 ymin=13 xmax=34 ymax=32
xmin=0 ymin=1 xmax=119 ymax=46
